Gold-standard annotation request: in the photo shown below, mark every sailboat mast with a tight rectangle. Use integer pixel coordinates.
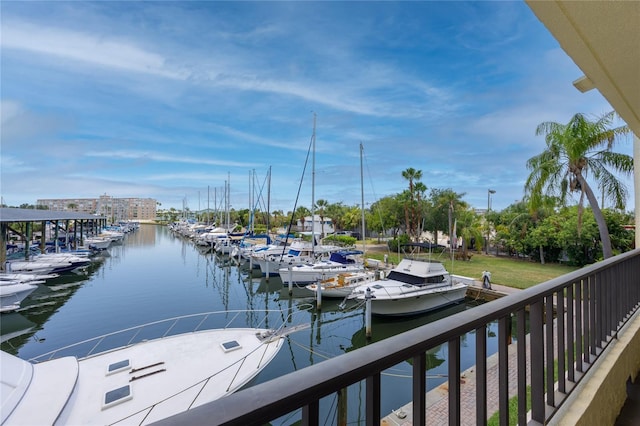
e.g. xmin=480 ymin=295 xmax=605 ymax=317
xmin=360 ymin=143 xmax=365 ymax=254
xmin=311 ymin=113 xmax=316 ymax=252
xmin=267 ymin=166 xmax=271 ymax=234
xmin=249 ymin=170 xmax=253 ymax=234
xmin=226 ymin=172 xmax=231 ymax=231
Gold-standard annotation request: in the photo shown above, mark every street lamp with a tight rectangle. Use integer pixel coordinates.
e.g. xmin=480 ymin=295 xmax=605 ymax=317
xmin=486 ymin=189 xmax=496 ymax=254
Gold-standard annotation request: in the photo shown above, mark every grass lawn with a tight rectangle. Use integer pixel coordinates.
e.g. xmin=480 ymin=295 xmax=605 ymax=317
xmin=364 ymin=245 xmax=578 ymax=290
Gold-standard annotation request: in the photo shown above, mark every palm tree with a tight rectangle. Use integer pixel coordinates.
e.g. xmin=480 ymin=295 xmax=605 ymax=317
xmin=314 ymin=199 xmax=329 ymax=238
xmin=525 ymin=111 xmax=632 ymax=259
xmin=456 ymin=207 xmax=484 ymax=261
xmin=414 ymin=182 xmax=427 ymax=239
xmin=401 ymin=168 xmax=423 ymax=240
xmin=294 ymin=206 xmax=311 ymax=234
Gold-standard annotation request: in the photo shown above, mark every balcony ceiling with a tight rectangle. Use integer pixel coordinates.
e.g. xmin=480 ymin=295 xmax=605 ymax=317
xmin=526 ymin=1 xmax=640 ymax=136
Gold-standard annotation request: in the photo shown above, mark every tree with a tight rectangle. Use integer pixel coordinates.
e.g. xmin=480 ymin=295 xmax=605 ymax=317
xmin=325 ymin=202 xmax=347 ymax=232
xmin=368 ymin=196 xmax=402 ymax=240
xmin=425 ymin=188 xmax=467 ymax=246
xmin=401 ymin=168 xmax=423 ymax=241
xmin=314 ymin=199 xmax=329 ymax=237
xmin=525 ymin=111 xmax=632 ymax=259
xmin=294 ymin=206 xmax=311 ymax=233
xmin=454 ymin=206 xmax=483 ymax=260
xmin=414 ymin=182 xmax=428 ymax=238
xmin=271 ymin=209 xmax=285 ymax=231
xmin=341 ymin=205 xmax=363 ymax=234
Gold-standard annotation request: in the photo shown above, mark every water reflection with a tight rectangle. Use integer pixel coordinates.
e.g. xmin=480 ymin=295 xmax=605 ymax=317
xmin=0 ymin=312 xmax=36 ymax=344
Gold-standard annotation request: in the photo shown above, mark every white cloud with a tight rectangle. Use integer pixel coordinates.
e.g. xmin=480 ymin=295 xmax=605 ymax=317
xmin=1 ymin=21 xmax=189 ymax=80
xmin=84 ymin=150 xmax=259 ymax=168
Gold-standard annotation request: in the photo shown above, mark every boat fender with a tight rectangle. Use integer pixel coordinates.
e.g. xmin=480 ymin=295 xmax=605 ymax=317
xmin=379 ymin=270 xmax=385 ymax=280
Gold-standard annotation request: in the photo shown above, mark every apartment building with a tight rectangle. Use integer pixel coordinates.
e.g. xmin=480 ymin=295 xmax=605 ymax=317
xmin=37 ymin=195 xmax=157 ymax=221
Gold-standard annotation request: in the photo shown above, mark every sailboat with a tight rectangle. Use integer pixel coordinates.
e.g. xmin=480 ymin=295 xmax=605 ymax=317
xmin=260 ymin=114 xmax=340 ymax=278
xmin=302 ymin=143 xmax=372 ymax=296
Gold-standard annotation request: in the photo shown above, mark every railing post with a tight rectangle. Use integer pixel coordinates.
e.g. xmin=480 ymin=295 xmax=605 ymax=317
xmin=448 ymin=337 xmax=461 ymax=426
xmin=517 ymin=309 xmax=527 ymax=426
xmin=576 ymin=280 xmax=583 ymax=372
xmin=302 ymin=401 xmax=319 ymax=426
xmin=545 ymin=294 xmax=555 ymax=407
xmin=567 ymin=283 xmax=575 ymax=382
xmin=498 ymin=316 xmax=510 ymax=425
xmin=582 ymin=277 xmax=590 ymax=364
xmin=413 ymin=352 xmax=426 ymax=425
xmin=476 ymin=324 xmax=487 ymax=425
xmin=530 ymin=300 xmax=545 ymax=423
xmin=589 ymin=274 xmax=597 ymax=356
xmin=366 ymin=372 xmax=380 ymax=426
xmin=557 ymin=290 xmax=566 ymax=394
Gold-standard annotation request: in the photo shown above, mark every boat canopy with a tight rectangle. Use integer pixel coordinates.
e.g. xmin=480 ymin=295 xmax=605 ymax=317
xmin=328 ymin=250 xmax=362 ymax=264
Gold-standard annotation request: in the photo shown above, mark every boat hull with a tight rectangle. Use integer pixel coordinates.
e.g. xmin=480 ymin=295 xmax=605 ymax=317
xmin=280 ymin=264 xmax=364 ymax=285
xmin=368 ymin=285 xmax=468 ymax=316
xmin=2 ymin=328 xmax=284 ymax=425
xmin=0 ymin=282 xmax=38 ymax=312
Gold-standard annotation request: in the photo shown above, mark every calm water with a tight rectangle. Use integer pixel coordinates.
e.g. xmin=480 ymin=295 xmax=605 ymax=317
xmin=1 ymin=225 xmax=498 ymax=424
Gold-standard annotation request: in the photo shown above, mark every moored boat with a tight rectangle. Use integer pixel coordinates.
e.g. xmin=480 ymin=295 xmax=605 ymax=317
xmin=279 ymin=250 xmax=365 ymax=285
xmin=306 ymin=270 xmax=378 ymax=298
xmin=350 ymin=258 xmax=468 ymax=316
xmin=1 ymin=311 xmax=304 ymax=425
xmin=0 ymin=281 xmax=40 ymax=313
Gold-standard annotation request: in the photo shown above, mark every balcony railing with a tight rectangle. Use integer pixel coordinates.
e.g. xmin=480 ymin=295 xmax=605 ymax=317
xmin=154 ymin=249 xmax=640 ymax=425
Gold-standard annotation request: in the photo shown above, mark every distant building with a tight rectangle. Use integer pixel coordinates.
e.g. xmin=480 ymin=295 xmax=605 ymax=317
xmin=296 ymin=215 xmax=335 ymax=236
xmin=37 ymin=195 xmax=157 ymax=221
xmin=36 ymin=198 xmax=99 ymax=214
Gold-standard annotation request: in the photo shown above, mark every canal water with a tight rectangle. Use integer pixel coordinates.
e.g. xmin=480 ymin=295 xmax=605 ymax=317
xmin=1 ymin=224 xmax=498 ymax=425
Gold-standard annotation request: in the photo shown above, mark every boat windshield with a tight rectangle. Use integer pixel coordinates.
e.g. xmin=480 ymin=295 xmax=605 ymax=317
xmin=386 ymin=271 xmax=446 ymax=286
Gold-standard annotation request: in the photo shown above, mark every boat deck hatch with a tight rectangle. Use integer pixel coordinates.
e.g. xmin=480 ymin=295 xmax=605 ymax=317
xmin=107 ymin=359 xmax=130 ymax=375
xmin=221 ymin=340 xmax=241 ymax=352
xmin=103 ymin=385 xmax=132 ymax=409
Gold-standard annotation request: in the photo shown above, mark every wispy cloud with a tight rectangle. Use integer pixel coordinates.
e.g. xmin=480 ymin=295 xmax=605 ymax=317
xmin=85 ymin=150 xmax=260 ymax=168
xmin=1 ymin=21 xmax=189 ymax=80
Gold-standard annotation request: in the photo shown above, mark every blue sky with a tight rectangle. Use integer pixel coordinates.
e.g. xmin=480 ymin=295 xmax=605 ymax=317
xmin=1 ymin=1 xmax=633 ymax=213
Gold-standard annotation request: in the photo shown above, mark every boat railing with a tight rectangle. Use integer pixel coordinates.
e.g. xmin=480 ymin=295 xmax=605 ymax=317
xmin=28 ymin=307 xmax=313 ymax=363
xmin=152 ymin=249 xmax=640 ymax=426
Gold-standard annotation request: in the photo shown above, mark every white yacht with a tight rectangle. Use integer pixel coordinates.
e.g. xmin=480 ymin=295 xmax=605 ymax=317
xmin=1 ymin=313 xmax=293 ymax=425
xmin=350 ymin=258 xmax=468 ymax=316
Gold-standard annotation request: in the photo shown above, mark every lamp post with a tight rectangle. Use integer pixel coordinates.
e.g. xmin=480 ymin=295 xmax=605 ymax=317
xmin=486 ymin=189 xmax=496 ymax=254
